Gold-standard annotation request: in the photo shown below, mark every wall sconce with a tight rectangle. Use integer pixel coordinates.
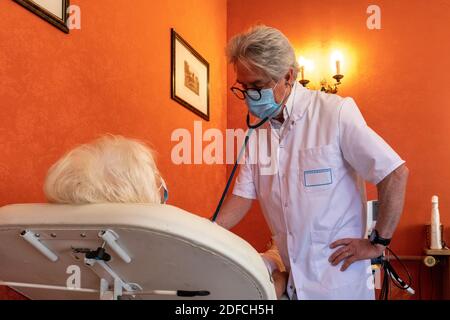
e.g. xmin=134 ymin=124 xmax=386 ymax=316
xmin=298 ymin=51 xmax=345 ymax=94
xmin=298 ymin=56 xmax=313 ymax=88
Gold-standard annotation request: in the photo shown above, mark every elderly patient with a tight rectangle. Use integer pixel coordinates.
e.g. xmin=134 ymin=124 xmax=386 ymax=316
xmin=44 ymin=135 xmax=167 ymax=204
xmin=43 ymin=134 xmax=285 ymax=298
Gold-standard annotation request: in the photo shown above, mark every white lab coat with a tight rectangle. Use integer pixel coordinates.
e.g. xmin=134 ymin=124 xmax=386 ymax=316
xmin=233 ymin=83 xmax=405 ymax=300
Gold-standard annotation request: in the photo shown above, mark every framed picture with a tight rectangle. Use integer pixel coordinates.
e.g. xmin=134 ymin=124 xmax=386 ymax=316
xmin=171 ymin=29 xmax=210 ymax=121
xmin=14 ymin=0 xmax=70 ymax=34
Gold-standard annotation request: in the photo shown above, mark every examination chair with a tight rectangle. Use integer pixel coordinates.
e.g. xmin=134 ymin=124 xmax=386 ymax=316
xmin=0 ymin=203 xmax=276 ymax=300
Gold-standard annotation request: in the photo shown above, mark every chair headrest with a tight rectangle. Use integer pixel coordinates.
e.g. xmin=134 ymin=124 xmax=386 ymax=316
xmin=0 ymin=203 xmax=275 ymax=300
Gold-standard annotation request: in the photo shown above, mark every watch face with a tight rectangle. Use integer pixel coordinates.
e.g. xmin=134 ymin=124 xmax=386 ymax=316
xmin=369 ymin=230 xmax=376 ymax=242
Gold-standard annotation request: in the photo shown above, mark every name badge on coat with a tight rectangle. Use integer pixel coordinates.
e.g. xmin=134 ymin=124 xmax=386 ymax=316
xmin=304 ymin=168 xmax=333 ymax=187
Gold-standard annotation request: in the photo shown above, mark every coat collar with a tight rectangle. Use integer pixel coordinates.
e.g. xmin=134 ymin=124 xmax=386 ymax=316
xmin=285 ymin=81 xmax=312 ymax=122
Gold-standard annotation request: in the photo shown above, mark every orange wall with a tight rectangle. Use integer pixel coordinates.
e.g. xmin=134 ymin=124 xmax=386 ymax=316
xmin=0 ymin=0 xmax=227 ymax=299
xmin=227 ymin=0 xmax=450 ymax=299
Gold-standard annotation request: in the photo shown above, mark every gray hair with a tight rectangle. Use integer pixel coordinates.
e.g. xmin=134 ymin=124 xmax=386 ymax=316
xmin=226 ymin=25 xmax=299 ymax=80
xmin=44 ymin=135 xmax=163 ymax=204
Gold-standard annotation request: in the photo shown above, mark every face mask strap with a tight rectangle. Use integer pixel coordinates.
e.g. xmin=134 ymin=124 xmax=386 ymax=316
xmin=159 ymin=177 xmax=169 ymax=204
xmin=277 ymin=77 xmax=293 ymax=106
xmin=271 ymin=75 xmax=291 ymax=92
xmin=266 ymin=75 xmax=291 ymax=110
xmin=272 ymin=78 xmax=281 ymax=91
xmin=265 ymin=80 xmax=289 ymax=119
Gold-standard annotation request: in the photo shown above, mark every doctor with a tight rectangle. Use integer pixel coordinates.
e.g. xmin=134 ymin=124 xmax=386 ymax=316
xmin=216 ymin=25 xmax=409 ymax=300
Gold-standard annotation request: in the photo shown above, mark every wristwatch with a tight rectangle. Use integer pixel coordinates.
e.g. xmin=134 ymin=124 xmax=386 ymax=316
xmin=369 ymin=229 xmax=391 ymax=246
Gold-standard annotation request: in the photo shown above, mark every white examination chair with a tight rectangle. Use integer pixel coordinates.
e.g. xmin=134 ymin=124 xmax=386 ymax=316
xmin=0 ymin=204 xmax=276 ymax=300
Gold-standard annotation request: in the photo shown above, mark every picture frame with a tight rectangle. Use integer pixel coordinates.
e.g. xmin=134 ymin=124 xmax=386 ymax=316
xmin=171 ymin=29 xmax=210 ymax=121
xmin=14 ymin=0 xmax=70 ymax=34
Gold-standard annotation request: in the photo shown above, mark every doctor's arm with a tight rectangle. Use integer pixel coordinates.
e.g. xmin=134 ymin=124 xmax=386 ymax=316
xmin=372 ymin=163 xmax=409 ymax=239
xmin=329 ymin=98 xmax=410 ymax=271
xmin=215 ymin=194 xmax=253 ymax=230
xmin=329 ymin=164 xmax=409 ymax=271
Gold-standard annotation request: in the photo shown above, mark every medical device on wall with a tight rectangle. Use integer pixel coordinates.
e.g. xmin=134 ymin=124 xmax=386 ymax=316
xmin=365 ymin=200 xmax=379 ymax=239
xmin=430 ymin=195 xmax=443 ymax=250
xmin=0 ymin=203 xmax=276 ymax=300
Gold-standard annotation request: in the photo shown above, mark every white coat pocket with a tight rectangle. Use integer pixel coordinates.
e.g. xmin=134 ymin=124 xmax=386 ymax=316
xmin=310 ymin=227 xmax=369 ymax=290
xmin=299 ymin=144 xmax=341 ymax=193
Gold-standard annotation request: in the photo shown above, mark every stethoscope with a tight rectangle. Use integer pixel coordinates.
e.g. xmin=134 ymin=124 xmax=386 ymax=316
xmin=211 ymin=82 xmax=293 ymax=222
xmin=210 ymin=116 xmax=269 ymax=222
xmin=246 ymin=113 xmax=270 ymax=129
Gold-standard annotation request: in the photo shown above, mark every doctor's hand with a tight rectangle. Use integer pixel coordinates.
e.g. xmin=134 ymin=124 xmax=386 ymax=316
xmin=272 ymin=270 xmax=289 ymax=299
xmin=328 ymin=239 xmax=385 ymax=272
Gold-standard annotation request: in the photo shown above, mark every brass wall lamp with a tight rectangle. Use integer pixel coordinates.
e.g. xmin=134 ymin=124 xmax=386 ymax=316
xmin=298 ymin=51 xmax=345 ymax=94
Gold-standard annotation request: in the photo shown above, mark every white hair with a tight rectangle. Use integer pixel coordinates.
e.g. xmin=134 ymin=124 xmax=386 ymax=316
xmin=44 ymin=135 xmax=163 ymax=204
xmin=226 ymin=25 xmax=299 ymax=80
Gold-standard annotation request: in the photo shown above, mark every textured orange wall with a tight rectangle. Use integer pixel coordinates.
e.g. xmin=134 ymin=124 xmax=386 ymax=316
xmin=0 ymin=0 xmax=227 ymax=299
xmin=227 ymin=0 xmax=450 ymax=299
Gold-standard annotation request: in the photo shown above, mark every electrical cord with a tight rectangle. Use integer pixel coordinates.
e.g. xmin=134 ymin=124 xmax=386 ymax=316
xmin=379 ymin=246 xmax=414 ymax=300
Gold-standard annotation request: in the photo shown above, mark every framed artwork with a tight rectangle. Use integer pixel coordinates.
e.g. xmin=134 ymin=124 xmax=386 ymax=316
xmin=171 ymin=29 xmax=210 ymax=121
xmin=14 ymin=0 xmax=70 ymax=34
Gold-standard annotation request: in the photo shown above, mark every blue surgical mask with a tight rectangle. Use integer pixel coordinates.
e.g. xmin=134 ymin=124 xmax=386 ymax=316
xmin=245 ymin=81 xmax=287 ymax=119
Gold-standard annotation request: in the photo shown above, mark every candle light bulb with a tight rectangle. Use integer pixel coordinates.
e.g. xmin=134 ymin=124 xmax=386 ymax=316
xmin=330 ymin=51 xmax=344 ymax=75
xmin=298 ymin=56 xmax=306 ymax=80
xmin=298 ymin=56 xmax=314 ymax=80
